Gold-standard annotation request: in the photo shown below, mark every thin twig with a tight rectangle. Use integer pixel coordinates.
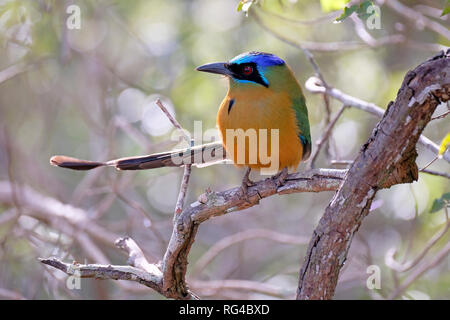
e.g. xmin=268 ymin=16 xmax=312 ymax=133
xmin=112 ymin=186 xmax=168 ymax=247
xmin=308 ymin=104 xmax=348 ymax=169
xmin=431 ymin=110 xmax=450 ymax=120
xmin=155 ymin=98 xmax=191 ymax=144
xmin=351 ymin=15 xmax=376 ymax=47
xmin=302 ymin=47 xmax=329 ymax=88
xmin=305 ymin=76 xmax=450 ymax=163
xmin=419 ymin=156 xmax=438 ymax=171
xmin=387 ymin=240 xmax=450 ymax=300
xmin=420 ymin=169 xmax=450 ymax=179
xmin=252 ymin=10 xmax=405 ymax=52
xmin=381 ymin=0 xmax=450 ymax=40
xmin=192 ymin=229 xmax=309 ymax=276
xmin=0 ymin=62 xmax=32 ymax=85
xmin=385 ymin=212 xmax=450 ymax=273
xmin=175 ymin=164 xmax=192 ymax=215
xmin=257 ymin=6 xmax=339 ymax=25
xmin=191 ymin=279 xmax=291 ymax=299
xmin=155 ymin=98 xmax=193 ymax=216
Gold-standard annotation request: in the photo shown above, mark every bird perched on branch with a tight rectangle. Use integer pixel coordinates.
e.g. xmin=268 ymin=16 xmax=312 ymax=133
xmin=51 ymin=52 xmax=311 ymax=192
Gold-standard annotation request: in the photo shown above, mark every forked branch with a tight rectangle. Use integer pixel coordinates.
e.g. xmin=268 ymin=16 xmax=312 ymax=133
xmin=38 ymin=168 xmax=346 ymax=299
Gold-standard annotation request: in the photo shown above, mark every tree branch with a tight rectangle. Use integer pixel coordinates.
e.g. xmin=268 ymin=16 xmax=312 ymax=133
xmin=381 ymin=0 xmax=450 ymax=40
xmin=387 ymin=240 xmax=450 ymax=300
xmin=155 ymin=98 xmax=193 ymax=216
xmin=305 ymin=75 xmax=450 ymax=163
xmin=296 ymin=50 xmax=450 ymax=300
xmin=160 ymin=168 xmax=345 ymax=298
xmin=31 ymin=168 xmax=345 ymax=299
xmin=307 ymin=104 xmax=348 ymax=169
xmin=39 ymin=257 xmax=164 ymax=295
xmin=23 ymin=47 xmax=448 ymax=300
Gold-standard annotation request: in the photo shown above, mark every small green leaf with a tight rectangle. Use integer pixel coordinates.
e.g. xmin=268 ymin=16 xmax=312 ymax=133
xmin=237 ymin=1 xmax=244 ymax=12
xmin=442 ymin=7 xmax=450 ymax=16
xmin=336 ymin=0 xmax=375 ymax=22
xmin=441 ymin=1 xmax=450 ymax=17
xmin=357 ymin=1 xmax=375 ymax=21
xmin=336 ymin=5 xmax=358 ymax=22
xmin=430 ymin=192 xmax=450 ymax=213
xmin=431 ymin=199 xmax=445 ymax=213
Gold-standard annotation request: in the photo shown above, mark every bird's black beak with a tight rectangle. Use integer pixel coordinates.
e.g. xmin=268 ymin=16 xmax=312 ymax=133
xmin=196 ymin=62 xmax=233 ymax=76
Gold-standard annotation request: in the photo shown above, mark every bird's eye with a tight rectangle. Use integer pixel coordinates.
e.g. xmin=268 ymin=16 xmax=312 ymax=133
xmin=242 ymin=65 xmax=253 ymax=75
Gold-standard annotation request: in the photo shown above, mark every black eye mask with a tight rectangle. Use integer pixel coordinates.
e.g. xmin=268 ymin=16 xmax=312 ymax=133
xmin=226 ymin=62 xmax=269 ymax=88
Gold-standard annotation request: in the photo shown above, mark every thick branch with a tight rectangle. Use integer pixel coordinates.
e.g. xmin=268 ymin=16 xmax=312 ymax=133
xmin=29 ymin=169 xmax=345 ymax=299
xmin=296 ymin=50 xmax=450 ymax=300
xmin=160 ymin=168 xmax=346 ymax=298
xmin=39 ymin=257 xmax=164 ymax=294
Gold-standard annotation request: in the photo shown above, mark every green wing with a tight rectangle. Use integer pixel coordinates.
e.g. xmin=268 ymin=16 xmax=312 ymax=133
xmin=292 ymin=96 xmax=311 ymax=160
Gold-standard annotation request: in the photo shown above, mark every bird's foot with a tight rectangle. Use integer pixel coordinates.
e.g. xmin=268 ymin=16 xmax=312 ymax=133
xmin=240 ymin=167 xmax=255 ymax=200
xmin=241 ymin=177 xmax=256 ymax=195
xmin=271 ymin=167 xmax=288 ymax=188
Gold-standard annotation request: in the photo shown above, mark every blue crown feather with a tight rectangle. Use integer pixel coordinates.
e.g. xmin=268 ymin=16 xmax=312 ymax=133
xmin=230 ymin=52 xmax=285 ymax=67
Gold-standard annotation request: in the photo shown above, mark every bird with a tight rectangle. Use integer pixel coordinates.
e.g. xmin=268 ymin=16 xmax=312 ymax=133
xmin=50 ymin=52 xmax=311 ymax=192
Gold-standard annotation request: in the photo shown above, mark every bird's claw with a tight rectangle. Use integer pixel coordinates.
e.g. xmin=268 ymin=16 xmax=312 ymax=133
xmin=241 ymin=177 xmax=255 ymax=197
xmin=240 ymin=168 xmax=255 ymax=201
xmin=272 ymin=167 xmax=288 ymax=188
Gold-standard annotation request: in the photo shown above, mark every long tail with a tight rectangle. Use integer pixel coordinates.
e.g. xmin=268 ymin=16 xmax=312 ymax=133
xmin=50 ymin=142 xmax=226 ymax=171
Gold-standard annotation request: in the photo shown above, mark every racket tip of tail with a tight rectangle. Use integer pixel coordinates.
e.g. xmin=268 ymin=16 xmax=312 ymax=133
xmin=50 ymin=155 xmax=105 ymax=171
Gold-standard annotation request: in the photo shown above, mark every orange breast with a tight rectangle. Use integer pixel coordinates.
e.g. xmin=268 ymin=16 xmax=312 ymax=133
xmin=216 ymin=87 xmax=303 ymax=174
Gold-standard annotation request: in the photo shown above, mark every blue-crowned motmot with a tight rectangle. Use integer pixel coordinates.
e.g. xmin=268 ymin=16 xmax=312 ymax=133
xmin=51 ymin=52 xmax=311 ymax=190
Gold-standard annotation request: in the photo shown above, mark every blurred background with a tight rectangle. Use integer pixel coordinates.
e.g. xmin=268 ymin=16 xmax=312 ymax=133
xmin=0 ymin=0 xmax=449 ymax=300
